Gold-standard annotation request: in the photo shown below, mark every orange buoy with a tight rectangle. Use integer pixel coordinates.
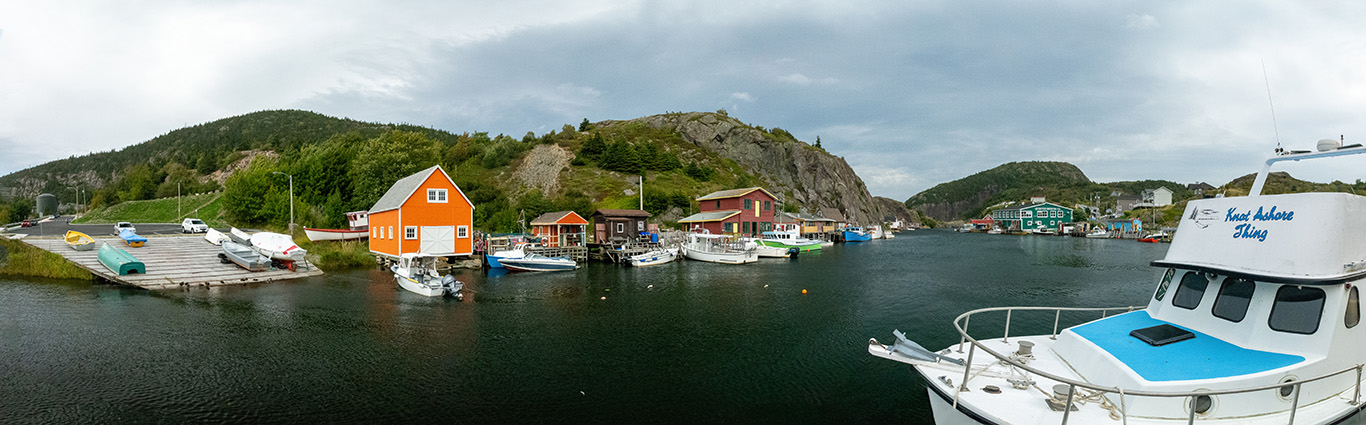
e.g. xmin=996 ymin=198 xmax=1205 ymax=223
xmin=802 ymin=289 xmax=808 ymax=294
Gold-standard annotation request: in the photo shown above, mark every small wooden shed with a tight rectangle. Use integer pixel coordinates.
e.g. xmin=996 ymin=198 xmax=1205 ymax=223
xmin=367 ymin=165 xmax=474 ymax=258
xmin=530 ymin=211 xmax=588 ymax=248
xmin=591 ymin=209 xmax=651 ymax=243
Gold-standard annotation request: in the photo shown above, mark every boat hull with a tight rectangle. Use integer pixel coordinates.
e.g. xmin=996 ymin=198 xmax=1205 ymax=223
xmin=304 ymin=227 xmax=368 ymax=242
xmin=843 ymin=231 xmax=872 ymax=242
xmin=249 ymin=232 xmax=306 ymax=262
xmin=397 ymin=274 xmax=448 ymax=296
xmin=499 ymin=258 xmax=578 ymax=272
xmin=221 ymin=241 xmax=269 ymax=271
xmin=756 ymin=240 xmax=821 ymax=252
xmin=97 ymin=243 xmax=145 ymax=276
xmin=65 ymin=231 xmax=95 ymax=251
xmin=682 ymin=246 xmax=758 ymax=264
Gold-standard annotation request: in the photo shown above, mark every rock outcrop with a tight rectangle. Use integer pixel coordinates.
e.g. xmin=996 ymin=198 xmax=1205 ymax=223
xmin=872 ymin=196 xmax=922 ymax=227
xmin=626 ymin=112 xmax=885 ymax=225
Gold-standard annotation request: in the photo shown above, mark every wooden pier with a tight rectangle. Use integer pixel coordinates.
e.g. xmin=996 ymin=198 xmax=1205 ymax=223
xmin=23 ymin=235 xmax=323 ymax=290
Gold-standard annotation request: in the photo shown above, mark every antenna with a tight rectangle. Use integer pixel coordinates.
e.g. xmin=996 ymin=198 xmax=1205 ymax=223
xmin=1261 ymin=60 xmax=1282 ymax=154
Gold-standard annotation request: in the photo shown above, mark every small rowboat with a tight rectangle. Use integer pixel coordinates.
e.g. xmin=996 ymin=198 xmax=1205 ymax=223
xmin=249 ymin=231 xmax=306 ymax=262
xmin=97 ymin=243 xmax=144 ymax=275
xmin=220 ymin=241 xmax=269 ymax=271
xmin=303 ymin=227 xmax=368 ymax=242
xmin=64 ymin=230 xmax=95 ymax=251
xmin=119 ymin=228 xmax=147 ymax=247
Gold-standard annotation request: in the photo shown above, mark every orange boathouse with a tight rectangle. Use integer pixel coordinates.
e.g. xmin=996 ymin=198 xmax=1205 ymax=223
xmin=367 ymin=165 xmax=475 ymax=258
xmin=529 ymin=211 xmax=588 ymax=248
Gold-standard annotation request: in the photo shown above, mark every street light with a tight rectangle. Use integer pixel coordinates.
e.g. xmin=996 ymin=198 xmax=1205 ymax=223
xmin=272 ymin=172 xmax=295 ymax=233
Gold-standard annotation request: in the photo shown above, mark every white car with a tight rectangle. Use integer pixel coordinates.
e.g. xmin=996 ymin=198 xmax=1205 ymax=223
xmin=114 ymin=222 xmax=136 ymax=234
xmin=181 ymin=218 xmax=209 ymax=233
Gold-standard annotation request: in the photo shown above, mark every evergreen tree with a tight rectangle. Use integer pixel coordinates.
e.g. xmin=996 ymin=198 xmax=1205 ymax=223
xmin=815 ymin=136 xmax=822 ymax=149
xmin=579 ymin=132 xmax=606 ymax=161
xmin=579 ymin=118 xmax=592 ymax=132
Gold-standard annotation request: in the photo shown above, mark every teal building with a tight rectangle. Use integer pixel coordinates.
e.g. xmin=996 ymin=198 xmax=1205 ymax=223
xmin=992 ymin=202 xmax=1074 ymax=231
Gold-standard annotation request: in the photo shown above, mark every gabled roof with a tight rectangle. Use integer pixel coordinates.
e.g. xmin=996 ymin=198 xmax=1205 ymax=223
xmin=368 ymin=165 xmax=471 ymax=214
xmin=530 ymin=211 xmax=588 ymax=225
xmin=696 ymin=187 xmax=777 ymax=201
xmin=819 ymin=207 xmax=846 ymax=222
xmin=996 ymin=202 xmax=1069 ymax=212
xmin=678 ymin=210 xmax=741 ymax=223
xmin=592 ymin=209 xmax=651 ymax=218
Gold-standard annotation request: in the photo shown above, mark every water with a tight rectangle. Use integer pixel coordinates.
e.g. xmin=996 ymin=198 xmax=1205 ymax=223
xmin=0 ymin=231 xmax=1169 ymax=424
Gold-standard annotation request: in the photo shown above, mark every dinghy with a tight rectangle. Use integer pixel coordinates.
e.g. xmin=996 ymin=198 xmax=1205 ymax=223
xmin=626 ymin=248 xmax=678 ymax=267
xmin=118 ymin=228 xmax=147 ymax=247
xmin=64 ymin=230 xmax=95 ymax=251
xmin=219 ymin=241 xmax=270 ymax=271
xmin=97 ymin=243 xmax=144 ymax=275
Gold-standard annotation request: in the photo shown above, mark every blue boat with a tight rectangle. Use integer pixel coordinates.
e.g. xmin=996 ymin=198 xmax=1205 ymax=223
xmin=843 ymin=227 xmax=872 ymax=242
xmin=119 ymin=228 xmax=147 ymax=247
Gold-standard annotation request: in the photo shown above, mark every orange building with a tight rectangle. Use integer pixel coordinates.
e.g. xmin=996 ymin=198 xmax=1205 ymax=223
xmin=529 ymin=211 xmax=588 ymax=247
xmin=367 ymin=165 xmax=474 ymax=258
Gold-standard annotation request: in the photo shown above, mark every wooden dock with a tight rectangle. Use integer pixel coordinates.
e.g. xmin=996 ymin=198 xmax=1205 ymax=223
xmin=23 ymin=235 xmax=324 ymax=290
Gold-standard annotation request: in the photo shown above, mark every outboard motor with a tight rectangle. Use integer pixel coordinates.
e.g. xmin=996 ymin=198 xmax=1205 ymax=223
xmin=442 ymin=275 xmax=465 ymax=300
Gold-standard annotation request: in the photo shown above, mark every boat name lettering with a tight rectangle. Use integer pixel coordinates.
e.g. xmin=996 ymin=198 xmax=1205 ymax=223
xmin=1232 ymin=223 xmax=1268 ymax=242
xmin=1224 ymin=206 xmax=1294 ymax=223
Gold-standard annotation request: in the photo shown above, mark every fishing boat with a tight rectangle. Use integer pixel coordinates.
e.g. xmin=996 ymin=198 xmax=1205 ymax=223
xmin=64 ymin=230 xmax=95 ymax=251
xmin=843 ymin=227 xmax=872 ymax=242
xmin=303 ymin=227 xmax=368 ymax=242
xmin=681 ymin=233 xmax=758 ymax=264
xmin=742 ymin=238 xmax=795 ymax=258
xmin=219 ymin=240 xmax=269 ymax=271
xmin=756 ymin=223 xmax=823 ymax=252
xmin=118 ymin=228 xmax=146 ymax=247
xmin=626 ymin=247 xmax=678 ymax=267
xmin=869 ymin=226 xmax=885 ymax=239
xmin=204 ymin=228 xmax=228 ymax=245
xmin=498 ymin=253 xmax=579 ymax=272
xmin=1084 ymin=227 xmax=1110 ymax=238
xmin=97 ymin=243 xmax=144 ymax=275
xmin=868 ymin=141 xmax=1366 ymax=424
xmin=392 ymin=253 xmax=463 ymax=298
xmin=248 ymin=231 xmax=306 ymax=262
xmin=1138 ymin=232 xmax=1171 ymax=243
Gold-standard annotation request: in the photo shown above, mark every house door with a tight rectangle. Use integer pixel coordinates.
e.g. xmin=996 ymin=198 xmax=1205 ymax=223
xmin=420 ymin=226 xmax=455 ymax=254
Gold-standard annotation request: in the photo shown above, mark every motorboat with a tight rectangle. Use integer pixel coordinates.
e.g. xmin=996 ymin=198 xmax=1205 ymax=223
xmin=485 ymin=245 xmax=527 ymax=269
xmin=681 ymin=232 xmax=758 ymax=264
xmin=1085 ymin=227 xmax=1111 ymax=238
xmin=1030 ymin=227 xmax=1058 ymax=236
xmin=756 ymin=223 xmax=822 ymax=252
xmin=392 ymin=253 xmax=463 ymax=298
xmin=483 ymin=234 xmax=533 ymax=269
xmin=204 ymin=228 xmax=228 ymax=245
xmin=498 ymin=253 xmax=579 ymax=272
xmin=64 ymin=230 xmax=95 ymax=251
xmin=868 ymin=141 xmax=1366 ymax=424
xmin=219 ymin=240 xmax=269 ymax=271
xmin=986 ymin=227 xmax=1003 ymax=235
xmin=626 ymin=247 xmax=678 ymax=267
xmin=869 ymin=226 xmax=885 ymax=239
xmin=741 ymin=238 xmax=795 ymax=258
xmin=249 ymin=231 xmax=306 ymax=262
xmin=118 ymin=228 xmax=146 ymax=247
xmin=844 ymin=227 xmax=873 ymax=242
xmin=303 ymin=227 xmax=368 ymax=242
xmin=1138 ymin=232 xmax=1171 ymax=243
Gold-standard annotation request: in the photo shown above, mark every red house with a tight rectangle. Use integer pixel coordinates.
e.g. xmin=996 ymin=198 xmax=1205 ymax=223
xmin=678 ymin=187 xmax=778 ymax=236
xmin=529 ymin=211 xmax=588 ymax=248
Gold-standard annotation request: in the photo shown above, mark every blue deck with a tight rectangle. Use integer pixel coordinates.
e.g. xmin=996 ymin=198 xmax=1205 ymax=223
xmin=1069 ymin=311 xmax=1304 ymax=382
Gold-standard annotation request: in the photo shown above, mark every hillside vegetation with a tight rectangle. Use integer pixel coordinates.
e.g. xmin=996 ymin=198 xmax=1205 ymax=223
xmin=906 ymin=161 xmax=1192 ymax=221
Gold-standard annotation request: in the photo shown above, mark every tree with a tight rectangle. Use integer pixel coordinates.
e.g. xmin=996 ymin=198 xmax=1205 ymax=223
xmin=579 ymin=132 xmax=606 ymax=161
xmin=579 ymin=118 xmax=592 ymax=132
xmin=350 ymin=130 xmax=444 ymax=209
xmin=815 ymin=136 xmax=822 ymax=149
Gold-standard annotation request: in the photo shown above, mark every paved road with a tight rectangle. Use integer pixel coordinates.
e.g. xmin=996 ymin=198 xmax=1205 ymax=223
xmin=3 ymin=217 xmax=195 ymax=238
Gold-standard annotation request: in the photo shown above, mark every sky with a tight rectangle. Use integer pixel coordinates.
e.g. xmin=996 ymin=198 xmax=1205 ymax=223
xmin=3 ymin=1 xmax=1365 ymax=200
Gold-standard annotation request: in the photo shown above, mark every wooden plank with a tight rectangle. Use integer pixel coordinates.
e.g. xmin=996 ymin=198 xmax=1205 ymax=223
xmin=20 ymin=234 xmax=323 ymax=290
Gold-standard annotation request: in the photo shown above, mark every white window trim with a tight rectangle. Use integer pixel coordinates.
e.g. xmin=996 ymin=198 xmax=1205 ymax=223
xmin=616 ymin=223 xmax=624 ymax=233
xmin=457 ymin=225 xmax=469 ymax=239
xmin=427 ymin=188 xmax=449 ymax=203
xmin=404 ymin=226 xmax=417 ymax=240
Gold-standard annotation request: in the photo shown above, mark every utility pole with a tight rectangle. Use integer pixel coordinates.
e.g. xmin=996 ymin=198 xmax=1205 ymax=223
xmin=272 ymin=172 xmax=295 ymax=233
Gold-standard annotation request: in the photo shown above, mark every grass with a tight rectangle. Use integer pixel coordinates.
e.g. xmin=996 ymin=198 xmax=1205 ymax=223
xmin=76 ymin=193 xmax=226 ymax=227
xmin=0 ymin=239 xmax=93 ymax=280
xmin=296 ymin=237 xmax=375 ymax=270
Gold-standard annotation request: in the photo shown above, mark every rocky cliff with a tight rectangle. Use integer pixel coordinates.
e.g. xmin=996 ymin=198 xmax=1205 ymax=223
xmin=872 ymin=196 xmax=922 ymax=227
xmin=621 ymin=112 xmax=886 ymax=226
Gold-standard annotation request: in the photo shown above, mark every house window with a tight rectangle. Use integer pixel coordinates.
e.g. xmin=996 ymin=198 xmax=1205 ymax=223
xmin=427 ymin=188 xmax=448 ymax=203
xmin=715 ymin=201 xmax=721 ymax=209
xmin=404 ymin=226 xmax=417 ymax=240
xmin=616 ymin=223 xmax=624 ymax=233
xmin=725 ymin=222 xmax=734 ymax=233
xmin=743 ymin=222 xmax=750 ymax=233
xmin=457 ymin=225 xmax=468 ymax=239
xmin=636 ymin=220 xmax=644 ymax=232
xmin=764 ymin=201 xmax=771 ymax=211
xmin=745 ymin=199 xmax=753 ymax=210
xmin=372 ymin=227 xmax=378 ymax=239
xmin=388 ymin=226 xmax=394 ymax=240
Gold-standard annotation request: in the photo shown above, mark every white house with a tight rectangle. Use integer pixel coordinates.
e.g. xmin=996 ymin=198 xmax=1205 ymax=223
xmin=1139 ymin=187 xmax=1173 ymax=207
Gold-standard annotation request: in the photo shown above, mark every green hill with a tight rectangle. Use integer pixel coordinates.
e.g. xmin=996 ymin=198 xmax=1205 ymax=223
xmin=905 ymin=161 xmax=1191 ymax=221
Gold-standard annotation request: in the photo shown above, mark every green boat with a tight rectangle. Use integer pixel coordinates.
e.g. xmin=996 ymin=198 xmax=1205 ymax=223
xmin=756 ymin=224 xmax=823 ymax=252
xmin=98 ymin=243 xmax=145 ymax=275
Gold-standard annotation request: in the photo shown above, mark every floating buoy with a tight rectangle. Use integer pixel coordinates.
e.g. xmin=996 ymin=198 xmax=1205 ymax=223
xmin=600 ymin=296 xmax=606 ymax=300
xmin=764 ymin=284 xmax=769 ymax=288
xmin=802 ymin=289 xmax=808 ymax=294
xmin=647 ymin=284 xmax=653 ymax=289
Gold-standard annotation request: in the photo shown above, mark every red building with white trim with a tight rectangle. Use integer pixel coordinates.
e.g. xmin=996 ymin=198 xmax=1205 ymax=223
xmin=678 ymin=187 xmax=778 ymax=236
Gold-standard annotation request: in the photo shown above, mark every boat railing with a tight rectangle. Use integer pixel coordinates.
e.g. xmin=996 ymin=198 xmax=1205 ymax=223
xmin=950 ymin=305 xmax=1365 ymax=425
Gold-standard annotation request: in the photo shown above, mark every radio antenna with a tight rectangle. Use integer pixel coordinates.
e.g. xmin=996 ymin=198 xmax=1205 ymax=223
xmin=1261 ymin=60 xmax=1282 ymax=153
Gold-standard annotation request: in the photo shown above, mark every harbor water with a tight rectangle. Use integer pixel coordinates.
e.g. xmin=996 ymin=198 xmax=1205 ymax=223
xmin=0 ymin=230 xmax=1170 ymax=424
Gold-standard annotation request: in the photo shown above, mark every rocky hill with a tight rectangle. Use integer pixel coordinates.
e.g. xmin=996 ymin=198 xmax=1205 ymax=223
xmin=872 ymin=196 xmax=921 ymax=227
xmin=906 ymin=161 xmax=1093 ymax=221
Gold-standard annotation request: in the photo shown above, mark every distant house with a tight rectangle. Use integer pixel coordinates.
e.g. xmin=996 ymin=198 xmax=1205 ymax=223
xmin=1104 ymin=218 xmax=1144 ymax=233
xmin=1138 ymin=187 xmax=1174 ymax=208
xmin=1030 ymin=195 xmax=1047 ymax=203
xmin=530 ymin=211 xmax=588 ymax=248
xmin=368 ymin=165 xmax=474 ymax=258
xmin=819 ymin=207 xmax=848 ymax=229
xmin=1116 ymin=194 xmax=1142 ymax=213
xmin=591 ymin=209 xmax=651 ymax=243
xmin=969 ymin=215 xmax=996 ymax=231
xmin=993 ymin=202 xmax=1073 ymax=231
xmin=1188 ymin=182 xmax=1215 ymax=197
xmin=678 ymin=187 xmax=777 ymax=235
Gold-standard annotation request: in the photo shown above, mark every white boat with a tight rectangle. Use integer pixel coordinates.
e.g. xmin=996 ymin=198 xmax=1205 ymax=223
xmin=303 ymin=227 xmax=368 ymax=241
xmin=626 ymin=248 xmax=678 ymax=267
xmin=868 ymin=141 xmax=1366 ymax=424
xmin=392 ymin=253 xmax=463 ymax=298
xmin=1084 ymin=227 xmax=1110 ymax=238
xmin=498 ymin=253 xmax=578 ymax=272
xmin=986 ymin=227 xmax=1003 ymax=235
xmin=228 ymin=227 xmax=252 ymax=245
xmin=741 ymin=238 xmax=794 ymax=258
xmin=248 ymin=231 xmax=306 ymax=262
xmin=681 ymin=233 xmax=758 ymax=264
xmin=204 ymin=228 xmax=228 ymax=245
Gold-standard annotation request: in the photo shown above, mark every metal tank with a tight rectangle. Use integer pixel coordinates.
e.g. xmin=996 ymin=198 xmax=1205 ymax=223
xmin=36 ymin=193 xmax=57 ymax=217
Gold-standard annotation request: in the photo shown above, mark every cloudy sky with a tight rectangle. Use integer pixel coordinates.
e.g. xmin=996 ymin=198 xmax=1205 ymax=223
xmin=3 ymin=1 xmax=1365 ymax=200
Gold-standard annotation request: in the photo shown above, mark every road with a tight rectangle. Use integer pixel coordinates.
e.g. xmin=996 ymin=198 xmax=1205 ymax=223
xmin=3 ymin=216 xmax=195 ymax=238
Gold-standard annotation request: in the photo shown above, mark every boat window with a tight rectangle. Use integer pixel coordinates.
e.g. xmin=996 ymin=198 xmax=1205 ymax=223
xmin=1212 ymin=278 xmax=1256 ymax=322
xmin=1171 ymin=272 xmax=1209 ymax=310
xmin=1347 ymin=286 xmax=1360 ymax=329
xmin=1154 ymin=268 xmax=1175 ymax=301
xmin=1269 ymin=285 xmax=1326 ymax=335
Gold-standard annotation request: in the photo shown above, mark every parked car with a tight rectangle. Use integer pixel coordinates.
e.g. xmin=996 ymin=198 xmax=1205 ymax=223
xmin=181 ymin=218 xmax=208 ymax=233
xmin=114 ymin=222 xmax=136 ymax=234
xmin=19 ymin=220 xmax=33 ymax=228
